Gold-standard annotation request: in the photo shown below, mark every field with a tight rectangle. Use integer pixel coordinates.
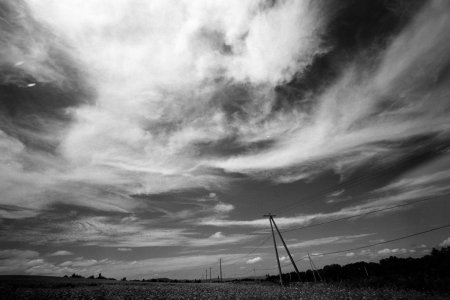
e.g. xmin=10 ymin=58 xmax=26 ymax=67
xmin=0 ymin=276 xmax=446 ymax=300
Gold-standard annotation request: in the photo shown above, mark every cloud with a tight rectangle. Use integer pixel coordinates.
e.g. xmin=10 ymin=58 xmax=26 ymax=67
xmin=0 ymin=215 xmax=254 ymax=248
xmin=48 ymin=250 xmax=73 ymax=256
xmin=279 ymin=255 xmax=292 ymax=263
xmin=0 ymin=0 xmax=327 ymax=221
xmin=117 ymin=248 xmax=132 ymax=252
xmin=0 ymin=0 xmax=446 ymax=228
xmin=0 ymin=249 xmax=40 ymax=273
xmin=210 ymin=232 xmax=225 ymax=239
xmin=2 ymin=0 xmax=325 ymax=214
xmin=6 ymin=252 xmax=247 ymax=279
xmin=377 ymin=248 xmax=408 ymax=255
xmin=188 ymin=231 xmax=253 ymax=247
xmin=199 ymin=177 xmax=449 ymax=229
xmin=440 ymin=237 xmax=450 ymax=247
xmin=376 ymin=170 xmax=450 ymax=194
xmin=326 ymin=189 xmax=351 ymax=204
xmin=246 ymin=256 xmax=262 ymax=264
xmin=209 ymin=0 xmax=450 ymax=182
xmin=213 ymin=203 xmax=235 ymax=213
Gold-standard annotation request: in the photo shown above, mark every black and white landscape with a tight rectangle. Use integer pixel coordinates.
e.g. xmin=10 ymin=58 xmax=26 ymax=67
xmin=1 ymin=1 xmax=450 ymax=298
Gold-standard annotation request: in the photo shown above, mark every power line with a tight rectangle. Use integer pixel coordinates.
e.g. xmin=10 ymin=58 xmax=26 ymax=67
xmin=190 ymin=220 xmax=450 ymax=279
xmin=280 ymin=193 xmax=449 ymax=234
xmin=223 ymin=234 xmax=271 ymax=265
xmin=272 ymin=162 xmax=402 ymax=215
xmin=303 ymin=223 xmax=450 ymax=259
xmin=272 ymin=154 xmax=430 ymax=215
xmin=254 ymin=223 xmax=450 ymax=275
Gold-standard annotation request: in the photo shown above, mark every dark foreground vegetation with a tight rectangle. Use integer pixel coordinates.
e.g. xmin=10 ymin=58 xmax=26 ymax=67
xmin=1 ymin=248 xmax=449 ymax=299
xmin=0 ymin=279 xmax=445 ymax=300
xmin=267 ymin=246 xmax=450 ymax=296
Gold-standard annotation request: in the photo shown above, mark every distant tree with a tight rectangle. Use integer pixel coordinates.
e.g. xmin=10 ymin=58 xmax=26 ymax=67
xmin=121 ymin=277 xmax=127 ymax=281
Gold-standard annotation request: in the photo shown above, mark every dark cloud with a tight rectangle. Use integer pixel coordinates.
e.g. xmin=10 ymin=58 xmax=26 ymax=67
xmin=0 ymin=0 xmax=92 ymax=151
xmin=273 ymin=0 xmax=428 ymax=111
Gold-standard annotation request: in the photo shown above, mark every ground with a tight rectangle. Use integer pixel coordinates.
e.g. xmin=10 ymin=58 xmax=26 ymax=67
xmin=0 ymin=276 xmax=446 ymax=299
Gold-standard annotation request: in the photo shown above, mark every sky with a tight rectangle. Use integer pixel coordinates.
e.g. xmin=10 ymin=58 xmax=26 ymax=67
xmin=0 ymin=0 xmax=450 ymax=280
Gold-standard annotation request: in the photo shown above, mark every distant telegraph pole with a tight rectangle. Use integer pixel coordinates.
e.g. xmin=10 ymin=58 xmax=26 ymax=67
xmin=209 ymin=267 xmax=212 ymax=282
xmin=219 ymin=258 xmax=223 ymax=282
xmin=307 ymin=253 xmax=316 ymax=282
xmin=308 ymin=252 xmax=322 ymax=282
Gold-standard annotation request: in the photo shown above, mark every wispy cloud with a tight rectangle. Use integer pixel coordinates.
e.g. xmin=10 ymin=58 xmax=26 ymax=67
xmin=200 ymin=166 xmax=450 ymax=229
xmin=210 ymin=0 xmax=450 ymax=181
xmin=376 ymin=170 xmax=450 ymax=194
xmin=0 ymin=249 xmax=40 ymax=273
xmin=48 ymin=250 xmax=73 ymax=256
xmin=2 ymin=250 xmax=248 ymax=279
xmin=440 ymin=237 xmax=450 ymax=247
xmin=0 ymin=0 xmax=447 ymax=221
xmin=0 ymin=216 xmax=255 ymax=248
xmin=377 ymin=248 xmax=409 ymax=255
xmin=117 ymin=248 xmax=132 ymax=252
xmin=246 ymin=256 xmax=262 ymax=264
xmin=0 ymin=0 xmax=327 ymax=220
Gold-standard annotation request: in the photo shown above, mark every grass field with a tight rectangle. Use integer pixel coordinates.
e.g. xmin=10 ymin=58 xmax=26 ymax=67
xmin=0 ymin=276 xmax=446 ymax=299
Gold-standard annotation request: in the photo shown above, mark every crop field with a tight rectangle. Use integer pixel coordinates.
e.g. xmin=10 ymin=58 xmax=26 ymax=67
xmin=0 ymin=276 xmax=446 ymax=300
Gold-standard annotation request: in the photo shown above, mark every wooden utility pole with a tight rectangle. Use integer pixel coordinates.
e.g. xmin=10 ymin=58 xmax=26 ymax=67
xmin=219 ymin=258 xmax=223 ymax=282
xmin=308 ymin=253 xmax=322 ymax=282
xmin=264 ymin=214 xmax=283 ymax=286
xmin=363 ymin=265 xmax=369 ymax=277
xmin=205 ymin=269 xmax=207 ymax=282
xmin=311 ymin=256 xmax=322 ymax=282
xmin=209 ymin=267 xmax=212 ymax=282
xmin=307 ymin=253 xmax=316 ymax=282
xmin=271 ymin=216 xmax=302 ymax=281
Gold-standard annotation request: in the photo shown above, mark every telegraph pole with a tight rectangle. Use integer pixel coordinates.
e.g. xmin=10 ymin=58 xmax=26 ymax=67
xmin=307 ymin=253 xmax=316 ymax=282
xmin=311 ymin=256 xmax=323 ymax=282
xmin=308 ymin=253 xmax=322 ymax=282
xmin=219 ymin=258 xmax=223 ymax=282
xmin=264 ymin=214 xmax=283 ymax=286
xmin=271 ymin=216 xmax=302 ymax=281
xmin=205 ymin=269 xmax=207 ymax=282
xmin=209 ymin=267 xmax=212 ymax=282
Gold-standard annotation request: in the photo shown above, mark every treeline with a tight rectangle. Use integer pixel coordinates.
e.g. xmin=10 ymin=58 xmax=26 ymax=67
xmin=267 ymin=246 xmax=450 ymax=294
xmin=63 ymin=273 xmax=117 ymax=281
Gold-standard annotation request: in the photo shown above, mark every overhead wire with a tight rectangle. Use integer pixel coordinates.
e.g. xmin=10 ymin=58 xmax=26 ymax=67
xmin=291 ymin=223 xmax=450 ymax=263
xmin=272 ymin=153 xmax=431 ymax=215
xmin=280 ymin=193 xmax=450 ymax=234
xmin=255 ymin=223 xmax=450 ymax=276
